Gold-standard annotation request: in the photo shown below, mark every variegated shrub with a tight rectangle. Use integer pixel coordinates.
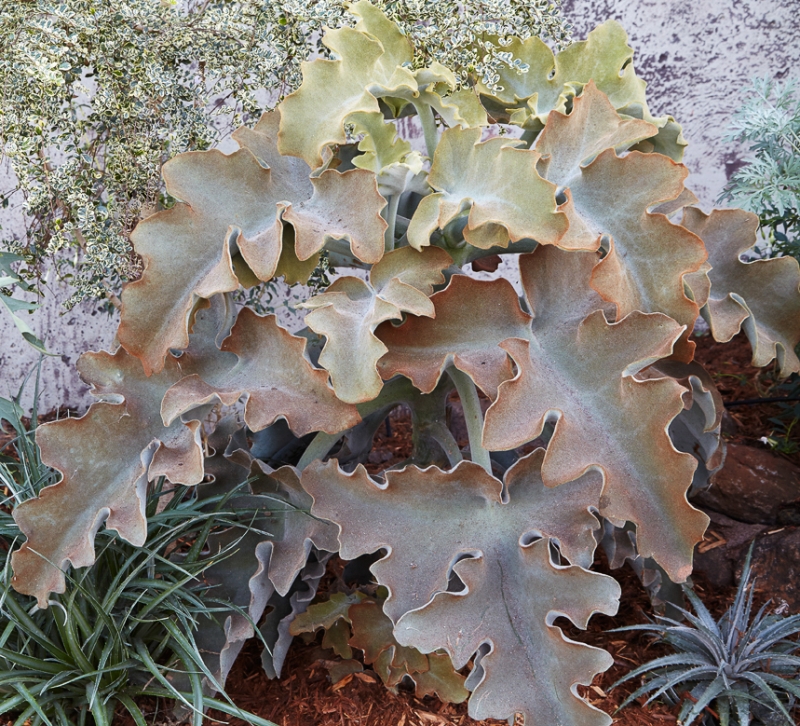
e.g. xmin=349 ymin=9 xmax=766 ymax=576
xmin=11 ymin=4 xmax=800 ymax=725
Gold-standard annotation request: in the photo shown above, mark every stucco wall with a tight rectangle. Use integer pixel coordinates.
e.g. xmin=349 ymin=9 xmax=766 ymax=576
xmin=2 ymin=0 xmax=799 ymax=413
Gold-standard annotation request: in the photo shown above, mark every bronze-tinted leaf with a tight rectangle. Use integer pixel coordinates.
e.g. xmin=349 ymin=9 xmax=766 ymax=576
xmin=535 ymin=83 xmax=706 ymax=360
xmin=162 ymin=307 xmax=360 ymax=435
xmin=482 ymin=246 xmax=706 ymax=581
xmin=302 ymin=451 xmax=615 ymax=724
xmin=682 ymin=207 xmax=800 ymax=377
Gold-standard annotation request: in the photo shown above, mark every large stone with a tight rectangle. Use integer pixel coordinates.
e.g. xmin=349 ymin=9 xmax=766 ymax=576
xmin=748 ymin=527 xmax=800 ymax=614
xmin=692 ymin=444 xmax=800 ymax=525
xmin=693 ymin=510 xmax=767 ymax=589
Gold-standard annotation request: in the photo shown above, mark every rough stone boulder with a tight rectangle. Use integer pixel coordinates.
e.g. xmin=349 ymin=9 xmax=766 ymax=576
xmin=692 ymin=444 xmax=800 ymax=525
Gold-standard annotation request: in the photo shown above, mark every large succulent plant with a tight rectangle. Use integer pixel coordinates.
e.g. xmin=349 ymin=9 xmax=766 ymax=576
xmin=9 ymin=3 xmax=800 ymax=725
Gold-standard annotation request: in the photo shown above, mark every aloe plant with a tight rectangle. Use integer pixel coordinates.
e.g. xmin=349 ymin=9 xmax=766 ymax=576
xmin=7 ymin=3 xmax=800 ymax=725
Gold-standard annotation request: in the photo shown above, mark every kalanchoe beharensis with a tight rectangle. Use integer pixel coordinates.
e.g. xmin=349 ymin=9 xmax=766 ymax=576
xmin=11 ymin=3 xmax=800 ymax=724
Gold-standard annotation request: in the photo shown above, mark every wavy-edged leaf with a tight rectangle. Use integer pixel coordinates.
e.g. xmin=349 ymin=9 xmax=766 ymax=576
xmin=407 ymin=126 xmax=570 ymax=251
xmin=162 ymin=307 xmax=360 ymax=435
xmin=349 ymin=112 xmax=429 ymax=198
xmin=10 ymin=298 xmax=242 ymax=607
xmin=482 ymin=246 xmax=706 ymax=581
xmin=682 ymin=207 xmax=800 ymax=377
xmin=11 ymin=351 xmax=205 ymax=607
xmin=477 ymin=21 xmax=686 ymax=160
xmin=191 ymin=450 xmax=339 ymax=690
xmin=278 ymin=2 xmax=485 ymax=168
xmin=301 ymin=247 xmax=452 ymax=403
xmin=120 ymin=111 xmax=387 ymax=374
xmin=302 ymin=450 xmax=616 ymax=724
xmin=118 ymin=149 xmax=274 ymax=375
xmin=534 ymin=84 xmax=706 ymax=359
xmin=376 ymin=274 xmax=531 ymax=399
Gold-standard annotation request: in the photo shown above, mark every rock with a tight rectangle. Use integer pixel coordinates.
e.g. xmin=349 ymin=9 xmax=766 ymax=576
xmin=747 ymin=527 xmax=800 ymax=614
xmin=691 ymin=444 xmax=800 ymax=525
xmin=693 ymin=510 xmax=767 ymax=588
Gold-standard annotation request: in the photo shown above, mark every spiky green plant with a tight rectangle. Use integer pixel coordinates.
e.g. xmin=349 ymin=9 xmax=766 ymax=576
xmin=612 ymin=548 xmax=800 ymax=726
xmin=0 ymin=386 xmax=278 ymax=726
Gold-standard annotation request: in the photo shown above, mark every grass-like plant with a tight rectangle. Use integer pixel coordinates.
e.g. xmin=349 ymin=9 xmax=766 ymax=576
xmin=612 ymin=548 xmax=800 ymax=726
xmin=0 ymin=386 xmax=277 ymax=726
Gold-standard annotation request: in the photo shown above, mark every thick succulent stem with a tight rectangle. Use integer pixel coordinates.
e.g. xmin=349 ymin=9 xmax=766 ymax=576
xmin=415 ymin=101 xmax=439 ymax=159
xmin=447 ymin=366 xmax=492 ymax=473
xmin=424 ymin=420 xmax=463 ymax=467
xmin=384 ymin=193 xmax=400 ymax=252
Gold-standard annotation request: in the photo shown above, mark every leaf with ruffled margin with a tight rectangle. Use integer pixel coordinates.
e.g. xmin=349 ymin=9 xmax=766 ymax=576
xmin=376 ymin=273 xmax=531 ymax=399
xmin=682 ymin=207 xmax=800 ymax=377
xmin=303 ymin=450 xmax=617 ymax=725
xmin=278 ymin=1 xmax=486 ymax=169
xmin=301 ymin=246 xmax=453 ymax=403
xmin=477 ymin=20 xmax=686 ymax=160
xmin=534 ymin=83 xmax=706 ymax=360
xmin=119 ymin=110 xmax=386 ymax=375
xmin=406 ymin=126 xmax=570 ymax=251
xmin=162 ymin=306 xmax=361 ymax=435
xmin=235 ymin=111 xmax=389 ymax=269
xmin=482 ymin=246 xmax=706 ymax=581
xmin=9 ymin=297 xmax=241 ymax=607
xmin=187 ymin=444 xmax=339 ymax=690
xmin=349 ymin=112 xmax=429 ymax=198
xmin=379 ymin=245 xmax=706 ymax=580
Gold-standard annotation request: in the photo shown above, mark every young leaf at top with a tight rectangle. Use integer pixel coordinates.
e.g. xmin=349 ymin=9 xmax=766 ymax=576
xmin=301 ymin=246 xmax=453 ymax=403
xmin=682 ymin=207 xmax=800 ymax=377
xmin=302 ymin=450 xmax=618 ymax=725
xmin=162 ymin=307 xmax=361 ymax=435
xmin=278 ymin=1 xmax=486 ymax=169
xmin=535 ymin=83 xmax=706 ymax=360
xmin=120 ymin=110 xmax=386 ymax=375
xmin=406 ymin=126 xmax=570 ymax=251
xmin=477 ymin=20 xmax=686 ymax=160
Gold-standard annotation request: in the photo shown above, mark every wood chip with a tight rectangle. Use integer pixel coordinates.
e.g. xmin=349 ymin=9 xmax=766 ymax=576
xmin=591 ymin=685 xmax=607 ymax=698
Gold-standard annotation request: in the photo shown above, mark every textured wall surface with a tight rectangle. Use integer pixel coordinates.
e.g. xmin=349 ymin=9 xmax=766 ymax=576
xmin=563 ymin=0 xmax=800 ymax=207
xmin=2 ymin=0 xmax=799 ymax=413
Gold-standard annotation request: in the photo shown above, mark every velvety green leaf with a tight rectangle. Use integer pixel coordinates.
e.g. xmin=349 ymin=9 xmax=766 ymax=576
xmin=302 ymin=451 xmax=615 ymax=724
xmin=535 ymin=83 xmax=706 ymax=360
xmin=301 ymin=246 xmax=452 ymax=403
xmin=682 ymin=207 xmax=800 ymax=377
xmin=406 ymin=126 xmax=570 ymax=251
xmin=412 ymin=652 xmax=469 ymax=704
xmin=478 ymin=21 xmax=686 ymax=160
xmin=289 ymin=591 xmax=367 ymax=636
xmin=349 ymin=112 xmax=428 ymax=197
xmin=162 ymin=307 xmax=361 ymax=435
xmin=349 ymin=600 xmax=428 ymax=674
xmin=278 ymin=2 xmax=485 ymax=169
